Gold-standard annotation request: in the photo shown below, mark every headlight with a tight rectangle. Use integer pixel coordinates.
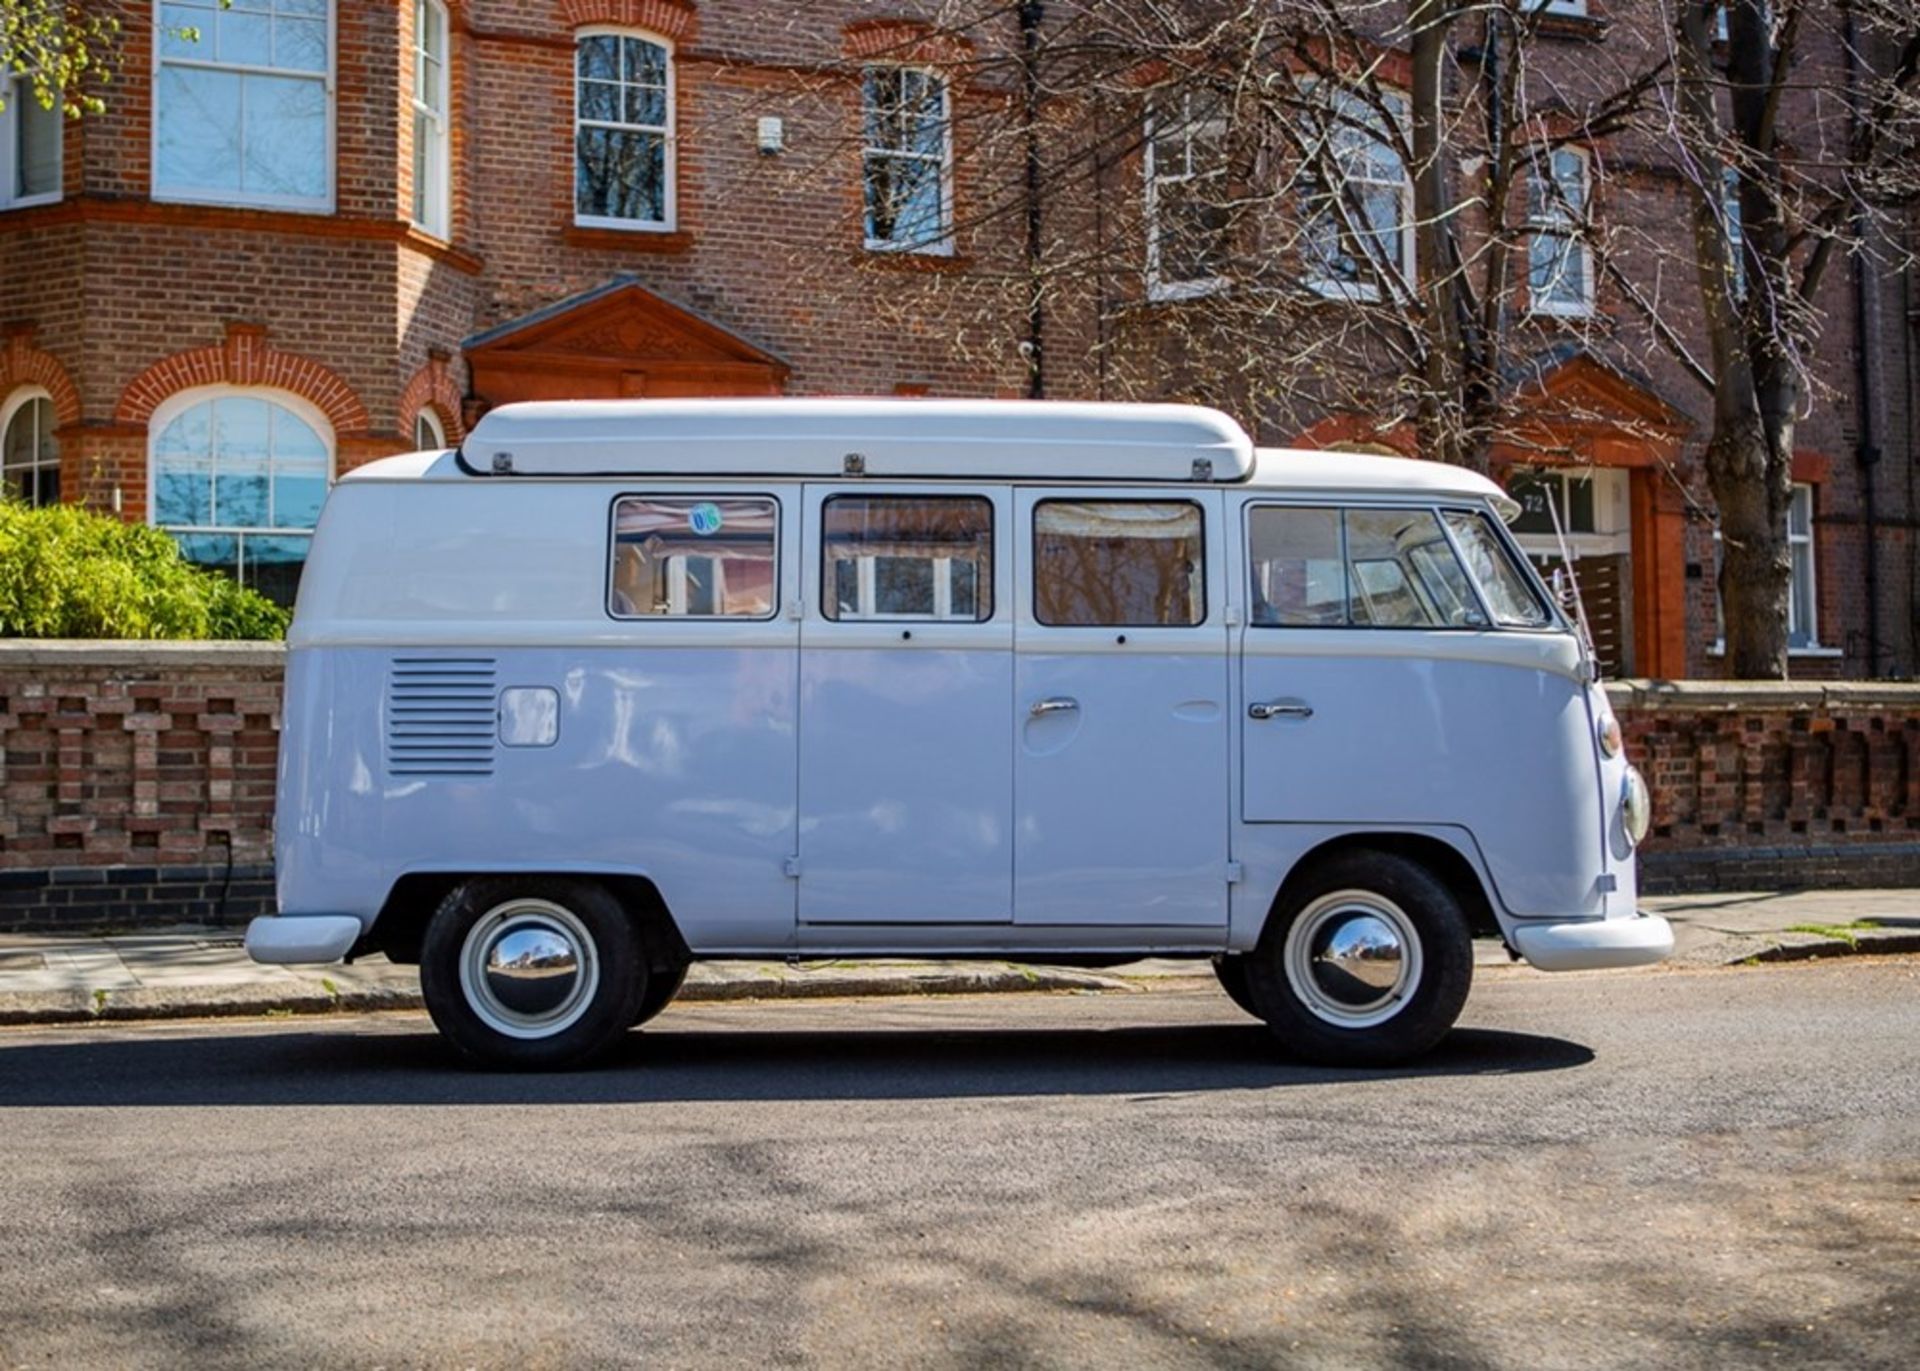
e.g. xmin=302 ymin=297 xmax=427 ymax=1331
xmin=1621 ymin=766 xmax=1651 ymax=846
xmin=1598 ymin=715 xmax=1623 ymax=758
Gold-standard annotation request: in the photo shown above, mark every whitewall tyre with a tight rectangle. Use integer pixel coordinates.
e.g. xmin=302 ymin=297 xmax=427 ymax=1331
xmin=420 ymin=877 xmax=646 ymax=1070
xmin=1246 ymin=851 xmax=1473 ymax=1067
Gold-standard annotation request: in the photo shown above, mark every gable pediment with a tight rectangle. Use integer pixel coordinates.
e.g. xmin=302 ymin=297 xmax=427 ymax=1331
xmin=1515 ymin=349 xmax=1689 ymax=432
xmin=463 ymin=277 xmax=788 ymax=405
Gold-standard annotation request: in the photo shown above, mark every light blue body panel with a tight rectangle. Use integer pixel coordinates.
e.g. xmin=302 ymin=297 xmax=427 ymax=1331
xmin=272 ymin=472 xmax=1651 ymax=964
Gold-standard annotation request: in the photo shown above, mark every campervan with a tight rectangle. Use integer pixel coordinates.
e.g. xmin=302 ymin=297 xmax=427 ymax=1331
xmin=246 ymin=399 xmax=1668 ymax=1069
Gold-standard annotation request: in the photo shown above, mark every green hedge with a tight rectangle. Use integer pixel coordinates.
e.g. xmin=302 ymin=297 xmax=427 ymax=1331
xmin=0 ymin=499 xmax=290 ymax=640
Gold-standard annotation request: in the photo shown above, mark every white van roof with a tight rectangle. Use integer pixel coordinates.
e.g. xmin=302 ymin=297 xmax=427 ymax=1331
xmin=460 ymin=398 xmax=1254 ymax=482
xmin=351 ymin=399 xmax=1516 ymax=517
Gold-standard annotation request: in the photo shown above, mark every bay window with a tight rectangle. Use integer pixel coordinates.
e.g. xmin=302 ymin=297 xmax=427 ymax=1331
xmin=412 ymin=0 xmax=449 ymax=238
xmin=154 ymin=0 xmax=333 ymax=211
xmin=1 ymin=74 xmax=62 ymax=209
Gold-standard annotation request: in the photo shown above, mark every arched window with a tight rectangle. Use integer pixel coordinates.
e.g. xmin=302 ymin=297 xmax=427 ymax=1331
xmin=150 ymin=389 xmax=332 ymax=606
xmin=1 ymin=389 xmax=59 ymax=506
xmin=413 ymin=406 xmax=446 ymax=450
xmin=574 ymin=29 xmax=674 ymax=230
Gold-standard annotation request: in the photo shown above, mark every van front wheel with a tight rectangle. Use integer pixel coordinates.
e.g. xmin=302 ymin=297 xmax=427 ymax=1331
xmin=420 ymin=878 xmax=646 ymax=1070
xmin=1246 ymin=852 xmax=1472 ymax=1067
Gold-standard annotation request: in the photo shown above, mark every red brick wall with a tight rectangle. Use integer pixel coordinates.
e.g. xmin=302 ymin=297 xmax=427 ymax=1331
xmin=1609 ymin=680 xmax=1920 ymax=890
xmin=0 ymin=645 xmax=281 ymax=874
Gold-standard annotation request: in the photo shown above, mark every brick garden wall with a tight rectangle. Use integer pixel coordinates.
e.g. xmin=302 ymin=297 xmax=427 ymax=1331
xmin=2 ymin=644 xmax=1916 ymax=931
xmin=1606 ymin=680 xmax=1920 ymax=893
xmin=0 ymin=644 xmax=281 ymax=931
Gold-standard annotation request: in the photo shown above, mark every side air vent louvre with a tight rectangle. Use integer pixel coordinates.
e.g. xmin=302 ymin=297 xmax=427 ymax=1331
xmin=386 ymin=657 xmax=497 ymax=778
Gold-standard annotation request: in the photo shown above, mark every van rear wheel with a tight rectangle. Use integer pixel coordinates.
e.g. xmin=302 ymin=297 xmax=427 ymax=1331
xmin=1246 ymin=851 xmax=1472 ymax=1067
xmin=420 ymin=877 xmax=645 ymax=1070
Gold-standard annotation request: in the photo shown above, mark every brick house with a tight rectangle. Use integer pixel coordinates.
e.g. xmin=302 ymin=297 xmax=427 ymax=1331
xmin=1 ymin=0 xmax=1914 ymax=677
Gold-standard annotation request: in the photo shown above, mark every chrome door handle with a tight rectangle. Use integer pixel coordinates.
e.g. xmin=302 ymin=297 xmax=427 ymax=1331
xmin=1029 ymin=697 xmax=1080 ymax=718
xmin=1249 ymin=701 xmax=1313 ymax=721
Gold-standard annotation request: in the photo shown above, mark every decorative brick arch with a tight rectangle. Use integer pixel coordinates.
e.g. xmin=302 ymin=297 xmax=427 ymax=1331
xmin=116 ymin=323 xmax=370 ymax=437
xmin=560 ymin=0 xmax=697 ymax=41
xmin=842 ymin=19 xmax=976 ymax=66
xmin=0 ymin=323 xmax=82 ymax=426
xmin=400 ymin=349 xmax=466 ymax=443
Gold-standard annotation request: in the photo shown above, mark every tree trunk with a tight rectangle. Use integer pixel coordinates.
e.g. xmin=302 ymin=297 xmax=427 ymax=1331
xmin=1707 ymin=416 xmax=1793 ymax=678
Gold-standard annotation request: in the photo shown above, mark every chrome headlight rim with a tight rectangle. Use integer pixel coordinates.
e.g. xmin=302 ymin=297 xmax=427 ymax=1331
xmin=1620 ymin=766 xmax=1651 ymax=847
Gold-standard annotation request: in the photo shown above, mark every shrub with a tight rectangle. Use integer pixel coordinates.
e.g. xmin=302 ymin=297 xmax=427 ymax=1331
xmin=0 ymin=499 xmax=291 ymax=640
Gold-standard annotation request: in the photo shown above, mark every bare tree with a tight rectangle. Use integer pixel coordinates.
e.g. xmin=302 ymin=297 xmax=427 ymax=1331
xmin=760 ymin=0 xmax=1918 ymax=676
xmin=1645 ymin=0 xmax=1919 ymax=676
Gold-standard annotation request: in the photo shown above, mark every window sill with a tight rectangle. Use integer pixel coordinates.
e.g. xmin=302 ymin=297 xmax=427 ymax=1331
xmin=1534 ymin=14 xmax=1610 ymax=42
xmin=563 ymin=224 xmax=693 ymax=254
xmin=1525 ymin=301 xmax=1597 ymax=321
xmin=857 ymin=248 xmax=971 ymax=272
xmin=153 ymin=190 xmax=335 ymax=217
xmin=1706 ymin=642 xmax=1844 ymax=660
xmin=0 ymin=193 xmax=62 ymax=213
xmin=1148 ymin=278 xmax=1228 ymax=303
xmin=1304 ymin=278 xmax=1386 ymax=304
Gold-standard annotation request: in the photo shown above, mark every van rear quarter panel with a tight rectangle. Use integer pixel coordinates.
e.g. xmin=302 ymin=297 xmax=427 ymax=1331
xmin=276 ymin=480 xmax=802 ymax=951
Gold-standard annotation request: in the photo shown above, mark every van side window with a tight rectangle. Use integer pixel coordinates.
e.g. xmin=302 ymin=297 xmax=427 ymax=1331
xmin=609 ymin=496 xmax=779 ymax=619
xmin=1034 ymin=500 xmax=1205 ymax=626
xmin=1249 ymin=505 xmax=1491 ymax=629
xmin=822 ymin=495 xmax=993 ymax=621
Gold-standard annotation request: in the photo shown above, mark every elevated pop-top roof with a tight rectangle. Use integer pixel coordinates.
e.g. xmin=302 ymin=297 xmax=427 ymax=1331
xmin=459 ymin=398 xmax=1255 ymax=482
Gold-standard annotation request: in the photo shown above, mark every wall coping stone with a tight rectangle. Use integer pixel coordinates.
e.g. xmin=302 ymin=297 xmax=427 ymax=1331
xmin=1604 ymin=678 xmax=1920 ymax=711
xmin=0 ymin=641 xmax=286 ymax=670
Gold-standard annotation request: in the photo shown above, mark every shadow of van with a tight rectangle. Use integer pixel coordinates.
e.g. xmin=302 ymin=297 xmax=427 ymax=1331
xmin=0 ymin=1022 xmax=1592 ymax=1108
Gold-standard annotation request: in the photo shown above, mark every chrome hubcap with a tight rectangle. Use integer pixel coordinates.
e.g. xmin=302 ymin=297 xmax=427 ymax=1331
xmin=1283 ymin=891 xmax=1422 ymax=1029
xmin=458 ymin=899 xmax=600 ymax=1039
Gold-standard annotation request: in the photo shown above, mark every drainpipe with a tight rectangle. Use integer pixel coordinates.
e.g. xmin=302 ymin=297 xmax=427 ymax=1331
xmin=1018 ymin=0 xmax=1046 ymax=398
xmin=1843 ymin=5 xmax=1882 ymax=675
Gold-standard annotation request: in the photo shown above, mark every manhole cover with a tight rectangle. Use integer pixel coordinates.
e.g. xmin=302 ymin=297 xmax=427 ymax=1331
xmin=0 ymin=952 xmax=47 ymax=972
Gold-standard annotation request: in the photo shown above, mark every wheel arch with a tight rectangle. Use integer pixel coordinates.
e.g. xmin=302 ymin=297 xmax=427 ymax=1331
xmin=363 ymin=868 xmax=689 ymax=972
xmin=1260 ymin=832 xmax=1501 ymax=943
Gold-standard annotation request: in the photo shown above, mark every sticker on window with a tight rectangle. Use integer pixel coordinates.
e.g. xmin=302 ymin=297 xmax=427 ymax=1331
xmin=688 ymin=502 xmax=724 ymax=536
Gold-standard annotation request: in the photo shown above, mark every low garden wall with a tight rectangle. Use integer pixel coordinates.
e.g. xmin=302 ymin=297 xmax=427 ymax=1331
xmin=1 ymin=643 xmax=1915 ymax=931
xmin=1605 ymin=679 xmax=1920 ymax=893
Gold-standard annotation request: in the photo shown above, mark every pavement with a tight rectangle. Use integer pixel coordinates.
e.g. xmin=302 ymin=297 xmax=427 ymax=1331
xmin=0 ymin=887 xmax=1915 ymax=1027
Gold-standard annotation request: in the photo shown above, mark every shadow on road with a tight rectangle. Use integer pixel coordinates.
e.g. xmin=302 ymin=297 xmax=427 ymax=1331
xmin=0 ymin=1020 xmax=1592 ymax=1107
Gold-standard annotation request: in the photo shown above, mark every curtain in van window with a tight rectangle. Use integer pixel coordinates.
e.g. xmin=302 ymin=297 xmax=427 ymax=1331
xmin=1033 ymin=501 xmax=1204 ymax=626
xmin=610 ymin=497 xmax=777 ymax=618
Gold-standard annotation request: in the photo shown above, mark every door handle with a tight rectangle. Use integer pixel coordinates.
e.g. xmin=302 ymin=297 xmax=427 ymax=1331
xmin=1249 ymin=701 xmax=1313 ymax=721
xmin=1029 ymin=697 xmax=1080 ymax=718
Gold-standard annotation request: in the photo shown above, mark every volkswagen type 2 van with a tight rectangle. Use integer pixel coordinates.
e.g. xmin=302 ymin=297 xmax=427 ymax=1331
xmin=246 ymin=399 xmax=1670 ymax=1069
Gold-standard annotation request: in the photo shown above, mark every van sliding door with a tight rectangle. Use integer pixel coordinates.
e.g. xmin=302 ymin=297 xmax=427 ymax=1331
xmin=795 ymin=484 xmax=1015 ymax=924
xmin=1011 ymin=489 xmax=1231 ymax=928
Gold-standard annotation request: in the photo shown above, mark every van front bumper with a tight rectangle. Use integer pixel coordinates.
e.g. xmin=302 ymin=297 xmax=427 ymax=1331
xmin=245 ymin=915 xmax=363 ymax=965
xmin=1508 ymin=913 xmax=1674 ymax=972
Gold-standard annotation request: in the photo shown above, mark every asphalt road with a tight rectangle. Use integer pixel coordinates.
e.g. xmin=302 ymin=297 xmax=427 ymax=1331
xmin=1 ymin=959 xmax=1916 ymax=1370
